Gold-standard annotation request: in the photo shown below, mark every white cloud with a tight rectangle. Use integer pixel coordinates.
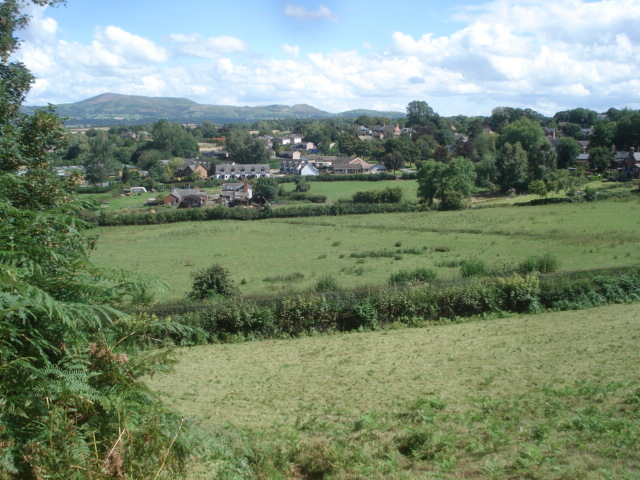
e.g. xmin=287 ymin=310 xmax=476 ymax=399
xmin=284 ymin=4 xmax=339 ymax=22
xmin=167 ymin=33 xmax=247 ymax=58
xmin=282 ymin=43 xmax=300 ymax=58
xmin=17 ymin=0 xmax=640 ymax=115
xmin=100 ymin=26 xmax=167 ymax=63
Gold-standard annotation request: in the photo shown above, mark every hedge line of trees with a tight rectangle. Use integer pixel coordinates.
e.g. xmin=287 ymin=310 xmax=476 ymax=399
xmin=95 ymin=202 xmax=425 ymax=226
xmin=134 ymin=266 xmax=640 ymax=344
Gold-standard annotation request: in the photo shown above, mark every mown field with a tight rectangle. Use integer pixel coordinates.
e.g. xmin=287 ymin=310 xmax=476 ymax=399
xmin=91 ymin=196 xmax=640 ymax=299
xmin=149 ymin=302 xmax=640 ymax=479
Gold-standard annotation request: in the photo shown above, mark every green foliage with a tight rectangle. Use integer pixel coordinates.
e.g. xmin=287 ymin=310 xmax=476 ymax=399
xmin=518 ymin=253 xmax=560 ymax=274
xmin=0 ymin=5 xmax=190 ymax=477
xmin=294 ymin=176 xmax=310 ymax=192
xmin=352 ymin=186 xmax=403 ymax=204
xmin=460 ymin=258 xmax=488 ymax=277
xmin=497 ymin=141 xmax=529 ymax=191
xmin=555 ymin=137 xmax=582 ymax=169
xmin=315 ymin=274 xmax=339 ymax=292
xmin=254 ymin=176 xmax=279 ymax=202
xmin=439 ymin=189 xmax=465 ymax=210
xmin=389 ymin=267 xmax=437 ymax=285
xmin=528 ymin=179 xmax=548 ymax=198
xmin=188 ymin=263 xmax=239 ymax=300
xmin=416 ymin=157 xmax=476 ymax=206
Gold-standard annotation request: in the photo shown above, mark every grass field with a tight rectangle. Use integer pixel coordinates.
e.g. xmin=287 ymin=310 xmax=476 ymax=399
xmin=91 ymin=197 xmax=640 ymax=299
xmin=280 ymin=179 xmax=421 ymax=203
xmin=149 ymin=303 xmax=640 ymax=479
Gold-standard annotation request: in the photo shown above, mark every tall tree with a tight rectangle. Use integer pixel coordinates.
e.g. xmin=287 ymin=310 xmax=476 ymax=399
xmin=225 ymin=129 xmax=271 ymax=164
xmin=496 ymin=142 xmax=529 ymax=191
xmin=588 ymin=146 xmax=615 ymax=172
xmin=83 ymin=134 xmax=117 ymax=185
xmin=556 ymin=137 xmax=582 ymax=169
xmin=498 ymin=117 xmax=546 ymax=154
xmin=406 ymin=100 xmax=437 ymax=128
xmin=151 ymin=119 xmax=199 ymax=157
xmin=0 ymin=2 xmax=189 ymax=477
xmin=416 ymin=157 xmax=476 ymax=208
xmin=590 ymin=119 xmax=616 ymax=148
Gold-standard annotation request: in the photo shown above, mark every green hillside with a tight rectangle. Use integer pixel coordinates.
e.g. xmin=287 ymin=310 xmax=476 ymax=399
xmin=22 ymin=92 xmax=405 ymax=126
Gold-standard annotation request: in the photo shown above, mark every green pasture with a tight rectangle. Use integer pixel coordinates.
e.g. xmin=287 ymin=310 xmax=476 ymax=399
xmin=150 ymin=303 xmax=640 ymax=479
xmin=91 ymin=197 xmax=640 ymax=299
xmin=280 ymin=179 xmax=420 ymax=203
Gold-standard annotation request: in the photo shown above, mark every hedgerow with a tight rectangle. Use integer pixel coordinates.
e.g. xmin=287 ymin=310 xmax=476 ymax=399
xmin=95 ymin=202 xmax=425 ymax=226
xmin=143 ymin=265 xmax=640 ymax=344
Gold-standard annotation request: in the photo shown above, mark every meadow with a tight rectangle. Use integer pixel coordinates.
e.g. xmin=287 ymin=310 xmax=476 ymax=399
xmin=150 ymin=302 xmax=640 ymax=479
xmin=91 ymin=196 xmax=640 ymax=299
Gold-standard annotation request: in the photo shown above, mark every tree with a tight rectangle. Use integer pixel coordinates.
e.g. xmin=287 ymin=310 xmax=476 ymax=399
xmin=406 ymin=100 xmax=437 ymax=128
xmin=254 ymin=176 xmax=279 ymax=203
xmin=498 ymin=117 xmax=546 ymax=154
xmin=294 ymin=176 xmax=310 ymax=192
xmin=496 ymin=142 xmax=529 ymax=192
xmin=1 ymin=3 xmax=189 ymax=477
xmin=612 ymin=111 xmax=640 ymax=150
xmin=416 ymin=157 xmax=476 ymax=209
xmin=83 ymin=134 xmax=117 ymax=185
xmin=225 ymin=129 xmax=271 ymax=164
xmin=590 ymin=119 xmax=616 ymax=148
xmin=151 ymin=119 xmax=199 ymax=157
xmin=528 ymin=140 xmax=557 ymax=181
xmin=338 ymin=132 xmax=360 ymax=156
xmin=556 ymin=137 xmax=582 ymax=169
xmin=560 ymin=123 xmax=584 ymax=139
xmin=475 ymin=153 xmax=499 ymax=192
xmin=588 ymin=146 xmax=615 ymax=172
xmin=188 ymin=264 xmax=238 ymax=300
xmin=528 ymin=179 xmax=548 ymax=198
xmin=383 ymin=151 xmax=404 ymax=172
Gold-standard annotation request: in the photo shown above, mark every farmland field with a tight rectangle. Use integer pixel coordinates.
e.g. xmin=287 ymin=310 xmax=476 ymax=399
xmin=91 ymin=196 xmax=640 ymax=299
xmin=150 ymin=303 xmax=640 ymax=479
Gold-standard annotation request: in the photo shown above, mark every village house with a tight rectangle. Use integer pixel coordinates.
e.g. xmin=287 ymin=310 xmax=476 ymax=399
xmin=278 ymin=151 xmax=302 ymax=160
xmin=332 ymin=157 xmax=380 ymax=175
xmin=214 ymin=162 xmax=271 ymax=180
xmin=163 ymin=188 xmax=208 ymax=208
xmin=173 ymin=163 xmax=209 ymax=179
xmin=219 ymin=181 xmax=252 ymax=204
xmin=280 ymin=159 xmax=320 ymax=176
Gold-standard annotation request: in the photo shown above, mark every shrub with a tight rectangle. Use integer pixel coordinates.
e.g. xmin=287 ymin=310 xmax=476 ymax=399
xmin=263 ymin=272 xmax=305 ymax=283
xmin=439 ymin=190 xmax=465 ymax=211
xmin=315 ymin=274 xmax=338 ymax=292
xmin=460 ymin=258 xmax=488 ymax=277
xmin=188 ymin=263 xmax=239 ymax=300
xmin=518 ymin=253 xmax=560 ymax=274
xmin=389 ymin=267 xmax=437 ymax=285
xmin=277 ymin=294 xmax=329 ymax=335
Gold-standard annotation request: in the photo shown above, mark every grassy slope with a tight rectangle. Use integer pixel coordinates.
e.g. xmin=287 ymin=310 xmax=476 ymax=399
xmin=91 ymin=197 xmax=640 ymax=299
xmin=151 ymin=303 xmax=640 ymax=479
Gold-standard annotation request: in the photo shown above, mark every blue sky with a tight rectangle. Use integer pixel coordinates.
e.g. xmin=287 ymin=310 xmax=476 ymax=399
xmin=15 ymin=0 xmax=640 ymax=116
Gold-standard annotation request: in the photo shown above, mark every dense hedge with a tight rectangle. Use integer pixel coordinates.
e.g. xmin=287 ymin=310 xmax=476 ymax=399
xmin=95 ymin=202 xmax=425 ymax=226
xmin=140 ymin=265 xmax=640 ymax=345
xmin=277 ymin=173 xmax=398 ymax=183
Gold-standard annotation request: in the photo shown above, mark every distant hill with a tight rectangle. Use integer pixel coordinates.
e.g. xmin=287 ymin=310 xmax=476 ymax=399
xmin=22 ymin=93 xmax=405 ymax=126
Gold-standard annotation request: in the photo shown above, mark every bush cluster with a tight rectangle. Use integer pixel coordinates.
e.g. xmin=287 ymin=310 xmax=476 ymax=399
xmin=388 ymin=267 xmax=437 ymax=285
xmin=352 ymin=186 xmax=404 ymax=204
xmin=95 ymin=202 xmax=424 ymax=226
xmin=153 ymin=266 xmax=640 ymax=345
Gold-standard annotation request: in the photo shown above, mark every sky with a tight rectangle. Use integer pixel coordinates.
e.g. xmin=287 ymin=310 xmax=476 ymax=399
xmin=13 ymin=0 xmax=640 ymax=117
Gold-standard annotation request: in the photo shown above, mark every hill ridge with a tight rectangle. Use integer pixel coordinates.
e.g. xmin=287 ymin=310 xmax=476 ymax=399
xmin=23 ymin=93 xmax=405 ymax=126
